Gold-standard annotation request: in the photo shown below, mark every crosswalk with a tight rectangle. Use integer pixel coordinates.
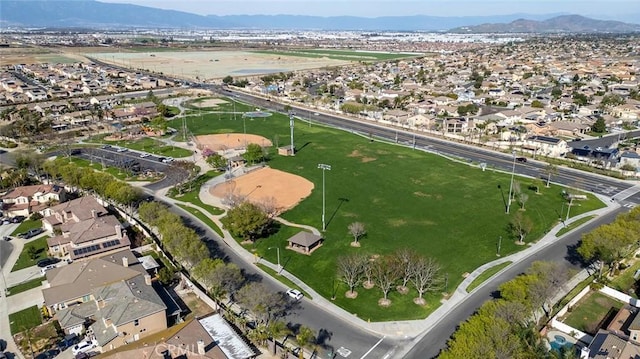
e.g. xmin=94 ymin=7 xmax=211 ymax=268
xmin=622 ymin=202 xmax=637 ymax=209
xmin=612 ymin=184 xmax=640 ymax=201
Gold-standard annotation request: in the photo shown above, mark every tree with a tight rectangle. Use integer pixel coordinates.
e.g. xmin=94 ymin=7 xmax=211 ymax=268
xmin=337 ymin=253 xmax=368 ymax=298
xmin=210 ymin=262 xmax=244 ymax=301
xmin=526 ymin=261 xmax=570 ymax=319
xmin=221 ymin=201 xmax=271 ymax=242
xmin=394 ymin=248 xmax=419 ymax=293
xmin=517 ymin=192 xmax=529 ymax=210
xmin=370 ymin=256 xmax=401 ymax=304
xmin=347 ymin=222 xmax=366 ymax=246
xmin=508 ymin=212 xmax=533 ymax=245
xmin=578 ymin=221 xmax=638 ymax=278
xmin=591 ymin=117 xmax=607 ymax=133
xmin=222 ymin=75 xmax=234 ymax=85
xmin=296 ymin=325 xmax=316 ymax=356
xmin=192 ymin=258 xmax=224 ymax=294
xmin=236 ymin=282 xmax=286 ymax=326
xmin=242 ymin=143 xmax=264 ymax=165
xmin=530 ymin=100 xmax=543 ymax=108
xmin=543 ymin=164 xmax=557 ymax=187
xmin=410 ymin=256 xmax=442 ymax=305
xmin=27 ymin=245 xmax=38 ymax=260
xmin=206 ymin=153 xmax=229 ymax=170
xmin=157 ymin=267 xmax=175 ymax=286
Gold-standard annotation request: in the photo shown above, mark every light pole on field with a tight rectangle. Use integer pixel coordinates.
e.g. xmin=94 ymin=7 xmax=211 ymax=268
xmin=289 ymin=113 xmax=295 ymax=156
xmin=506 ymin=150 xmax=517 ymax=214
xmin=318 ymin=163 xmax=332 ymax=231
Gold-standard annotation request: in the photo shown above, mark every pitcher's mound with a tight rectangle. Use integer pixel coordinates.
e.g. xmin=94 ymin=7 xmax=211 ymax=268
xmin=210 ymin=167 xmax=314 ymax=213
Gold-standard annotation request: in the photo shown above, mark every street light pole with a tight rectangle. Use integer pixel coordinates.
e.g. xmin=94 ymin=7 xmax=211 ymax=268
xmin=289 ymin=113 xmax=295 ymax=156
xmin=506 ymin=150 xmax=517 ymax=214
xmin=268 ymin=246 xmax=281 ymax=274
xmin=317 ymin=163 xmax=332 ymax=231
xmin=565 ymin=196 xmax=574 ymax=223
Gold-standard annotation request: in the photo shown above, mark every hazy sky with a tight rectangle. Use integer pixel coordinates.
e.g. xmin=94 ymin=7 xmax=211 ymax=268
xmin=100 ymin=0 xmax=639 ymax=17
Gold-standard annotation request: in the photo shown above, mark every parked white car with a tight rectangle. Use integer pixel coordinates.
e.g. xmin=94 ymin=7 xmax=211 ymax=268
xmin=72 ymin=340 xmax=97 ymax=355
xmin=286 ymin=289 xmax=303 ymax=301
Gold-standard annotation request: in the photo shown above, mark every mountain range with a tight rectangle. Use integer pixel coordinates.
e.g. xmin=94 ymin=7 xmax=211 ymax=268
xmin=1 ymin=0 xmax=640 ymax=32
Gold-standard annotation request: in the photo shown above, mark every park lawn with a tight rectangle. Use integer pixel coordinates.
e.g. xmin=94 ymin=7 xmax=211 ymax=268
xmin=466 ymin=262 xmax=512 ymax=293
xmin=9 ymin=305 xmax=42 ymax=334
xmin=168 ymin=170 xmax=225 ymax=215
xmin=177 ymin=99 xmax=606 ymax=321
xmin=11 ymin=236 xmax=49 ymax=272
xmin=7 ymin=276 xmax=44 ymax=296
xmin=66 ymin=157 xmax=162 ymax=182
xmin=562 ymin=291 xmax=623 ymax=334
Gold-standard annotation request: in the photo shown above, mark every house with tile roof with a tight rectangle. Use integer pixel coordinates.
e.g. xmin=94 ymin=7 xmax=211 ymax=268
xmin=43 ymin=196 xmax=130 ymax=260
xmin=1 ymin=184 xmax=66 ymax=218
xmin=42 ymin=249 xmax=167 ymax=352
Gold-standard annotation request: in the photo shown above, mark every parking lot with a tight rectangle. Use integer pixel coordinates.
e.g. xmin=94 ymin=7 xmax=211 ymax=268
xmin=70 ymin=147 xmax=190 ymax=191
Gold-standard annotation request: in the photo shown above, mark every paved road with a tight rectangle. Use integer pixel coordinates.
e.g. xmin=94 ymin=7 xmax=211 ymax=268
xmin=152 ymin=196 xmax=397 ymax=359
xmin=212 ymin=88 xmax=640 ymax=357
xmin=403 ymin=207 xmax=625 ymax=358
xmin=220 ymin=87 xmax=637 ymax=201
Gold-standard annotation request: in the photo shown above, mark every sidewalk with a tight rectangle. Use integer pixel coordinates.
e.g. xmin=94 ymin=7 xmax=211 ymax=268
xmin=1 ymin=232 xmax=28 ymax=359
xmin=157 ymin=174 xmax=624 ymax=342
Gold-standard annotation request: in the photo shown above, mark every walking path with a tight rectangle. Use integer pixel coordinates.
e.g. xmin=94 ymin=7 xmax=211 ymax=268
xmin=156 ymin=164 xmax=623 ymax=342
xmin=155 ymin=122 xmax=635 ymax=339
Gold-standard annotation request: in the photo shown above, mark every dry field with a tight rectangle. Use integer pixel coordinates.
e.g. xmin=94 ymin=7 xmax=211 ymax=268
xmin=1 ymin=47 xmax=349 ymax=80
xmin=85 ymin=50 xmax=349 ymax=80
xmin=195 ymin=133 xmax=272 ymax=151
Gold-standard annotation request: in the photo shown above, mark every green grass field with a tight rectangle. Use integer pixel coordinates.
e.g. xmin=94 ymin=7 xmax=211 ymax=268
xmin=7 ymin=277 xmax=44 ymax=296
xmin=11 ymin=219 xmax=43 ymax=237
xmin=253 ymin=49 xmax=419 ymax=61
xmin=9 ymin=305 xmax=42 ymax=334
xmin=466 ymin=262 xmax=512 ymax=293
xmin=176 ymin=98 xmax=605 ymax=320
xmin=556 ymin=215 xmax=596 ymax=237
xmin=11 ymin=235 xmax=49 ymax=272
xmin=562 ymin=291 xmax=623 ymax=334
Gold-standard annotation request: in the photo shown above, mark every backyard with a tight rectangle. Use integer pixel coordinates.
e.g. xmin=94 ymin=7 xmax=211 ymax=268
xmin=175 ymin=97 xmax=605 ymax=321
xmin=561 ymin=291 xmax=624 ymax=334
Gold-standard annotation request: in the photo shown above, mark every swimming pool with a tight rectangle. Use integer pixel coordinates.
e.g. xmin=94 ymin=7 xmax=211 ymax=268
xmin=549 ymin=335 xmax=574 ymax=352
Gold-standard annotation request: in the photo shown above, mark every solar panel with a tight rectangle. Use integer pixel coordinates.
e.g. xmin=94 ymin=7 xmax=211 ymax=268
xmin=102 ymin=239 xmax=121 ymax=249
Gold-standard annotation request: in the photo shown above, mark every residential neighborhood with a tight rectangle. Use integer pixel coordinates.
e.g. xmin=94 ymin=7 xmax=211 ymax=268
xmin=1 ymin=15 xmax=640 ymax=359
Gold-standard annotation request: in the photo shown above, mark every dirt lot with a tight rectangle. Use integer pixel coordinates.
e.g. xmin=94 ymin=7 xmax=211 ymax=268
xmin=85 ymin=50 xmax=349 ymax=80
xmin=196 ymin=133 xmax=272 ymax=151
xmin=210 ymin=167 xmax=314 ymax=213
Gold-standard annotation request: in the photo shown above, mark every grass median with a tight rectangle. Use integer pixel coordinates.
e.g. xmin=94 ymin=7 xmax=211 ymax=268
xmin=466 ymin=262 xmax=512 ymax=293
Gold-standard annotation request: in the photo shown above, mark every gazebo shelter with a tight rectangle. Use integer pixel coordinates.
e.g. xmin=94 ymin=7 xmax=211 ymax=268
xmin=287 ymin=231 xmax=323 ymax=255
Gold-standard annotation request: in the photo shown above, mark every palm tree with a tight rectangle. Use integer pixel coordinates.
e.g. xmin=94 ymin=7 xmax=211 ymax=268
xmin=295 ymin=325 xmax=315 ymax=359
